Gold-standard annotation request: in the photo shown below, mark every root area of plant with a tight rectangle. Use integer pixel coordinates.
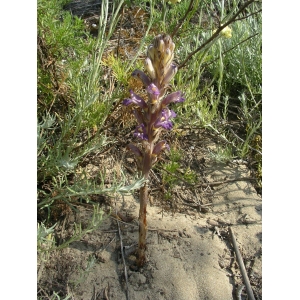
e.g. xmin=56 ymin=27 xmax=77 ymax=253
xmin=38 ymin=132 xmax=262 ymax=300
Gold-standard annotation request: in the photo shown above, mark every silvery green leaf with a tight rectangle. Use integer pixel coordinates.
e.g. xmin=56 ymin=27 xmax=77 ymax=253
xmin=57 ymin=157 xmax=78 ymax=170
xmin=118 ymin=177 xmax=147 ymax=193
xmin=39 ymin=114 xmax=56 ymax=129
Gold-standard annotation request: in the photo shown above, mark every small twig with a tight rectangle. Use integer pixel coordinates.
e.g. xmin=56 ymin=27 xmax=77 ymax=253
xmin=110 ymin=215 xmax=137 ymax=226
xmin=229 ymin=227 xmax=256 ymax=300
xmin=116 ymin=210 xmax=130 ymax=300
xmin=194 ymin=177 xmax=256 ymax=188
xmin=149 ymin=228 xmax=178 ymax=232
xmin=116 ymin=4 xmax=125 ymax=58
xmin=37 ymin=286 xmax=50 ymax=298
xmin=103 ymin=284 xmax=110 ymax=300
xmin=171 ymin=0 xmax=195 ymax=38
xmin=237 ymin=284 xmax=245 ymax=300
xmin=234 ymin=9 xmax=262 ymax=21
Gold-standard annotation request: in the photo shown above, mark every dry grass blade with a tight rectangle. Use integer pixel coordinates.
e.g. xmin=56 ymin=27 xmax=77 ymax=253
xmin=116 ymin=207 xmax=130 ymax=300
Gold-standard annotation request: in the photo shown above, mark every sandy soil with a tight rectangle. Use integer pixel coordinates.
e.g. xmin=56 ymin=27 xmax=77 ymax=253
xmin=38 ymin=152 xmax=262 ymax=300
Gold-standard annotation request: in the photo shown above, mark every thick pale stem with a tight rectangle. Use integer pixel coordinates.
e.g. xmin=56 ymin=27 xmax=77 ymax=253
xmin=137 ymin=142 xmax=152 ymax=267
xmin=137 ymin=183 xmax=148 ymax=267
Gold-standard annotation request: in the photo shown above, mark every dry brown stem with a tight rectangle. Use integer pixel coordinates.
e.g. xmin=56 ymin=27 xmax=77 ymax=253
xmin=137 ymin=184 xmax=148 ymax=267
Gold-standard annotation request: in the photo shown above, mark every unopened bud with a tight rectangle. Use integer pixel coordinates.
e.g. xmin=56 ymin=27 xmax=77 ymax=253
xmin=158 ymin=39 xmax=165 ymax=53
xmin=162 ymin=64 xmax=178 ymax=86
xmin=169 ymin=42 xmax=175 ymax=52
xmin=145 ymin=58 xmax=156 ymax=80
xmin=163 ymin=48 xmax=174 ymax=66
xmin=163 ymin=35 xmax=171 ymax=47
xmin=147 ymin=45 xmax=155 ymax=61
xmin=153 ymin=35 xmax=160 ymax=49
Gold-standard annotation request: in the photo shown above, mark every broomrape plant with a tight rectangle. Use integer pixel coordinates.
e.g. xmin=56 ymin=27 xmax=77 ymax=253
xmin=123 ymin=34 xmax=185 ymax=267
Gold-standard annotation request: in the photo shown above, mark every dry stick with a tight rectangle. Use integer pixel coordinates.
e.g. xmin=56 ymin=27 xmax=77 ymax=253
xmin=229 ymin=227 xmax=256 ymax=300
xmin=116 ymin=213 xmax=130 ymax=300
xmin=116 ymin=4 xmax=125 ymax=58
xmin=234 ymin=8 xmax=262 ymax=22
xmin=171 ymin=0 xmax=195 ymax=38
xmin=178 ymin=0 xmax=257 ymax=70
xmin=237 ymin=284 xmax=245 ymax=300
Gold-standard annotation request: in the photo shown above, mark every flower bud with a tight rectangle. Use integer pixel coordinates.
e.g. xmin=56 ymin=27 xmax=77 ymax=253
xmin=163 ymin=35 xmax=172 ymax=47
xmin=147 ymin=45 xmax=155 ymax=61
xmin=153 ymin=34 xmax=162 ymax=49
xmin=158 ymin=39 xmax=165 ymax=53
xmin=161 ymin=63 xmax=178 ymax=86
xmin=152 ymin=140 xmax=170 ymax=156
xmin=169 ymin=42 xmax=175 ymax=52
xmin=163 ymin=48 xmax=174 ymax=66
xmin=145 ymin=58 xmax=156 ymax=80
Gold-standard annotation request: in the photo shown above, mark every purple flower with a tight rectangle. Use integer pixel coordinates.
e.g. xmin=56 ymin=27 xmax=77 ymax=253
xmin=152 ymin=140 xmax=170 ymax=156
xmin=131 ymin=69 xmax=151 ymax=87
xmin=127 ymin=144 xmax=143 ymax=159
xmin=153 ymin=108 xmax=176 ymax=130
xmin=134 ymin=123 xmax=148 ymax=140
xmin=147 ymin=83 xmax=160 ymax=103
xmin=161 ymin=91 xmax=185 ymax=107
xmin=123 ymin=90 xmax=147 ymax=109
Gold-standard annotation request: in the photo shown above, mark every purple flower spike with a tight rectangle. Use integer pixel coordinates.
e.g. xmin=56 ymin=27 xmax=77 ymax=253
xmin=123 ymin=90 xmax=147 ymax=109
xmin=131 ymin=69 xmax=151 ymax=87
xmin=152 ymin=140 xmax=170 ymax=156
xmin=147 ymin=83 xmax=160 ymax=102
xmin=162 ymin=91 xmax=185 ymax=107
xmin=154 ymin=108 xmax=176 ymax=130
xmin=134 ymin=123 xmax=149 ymax=140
